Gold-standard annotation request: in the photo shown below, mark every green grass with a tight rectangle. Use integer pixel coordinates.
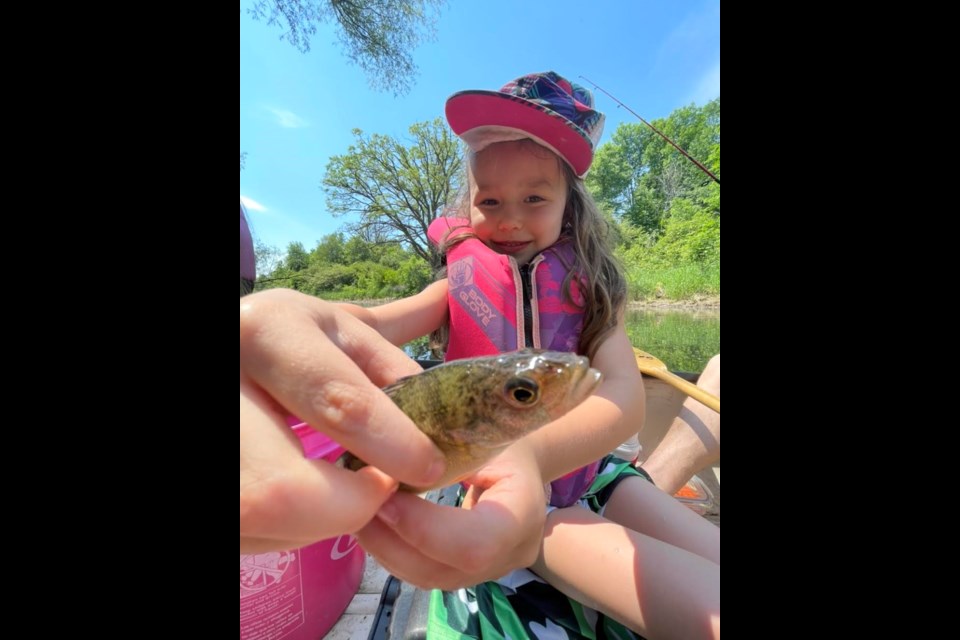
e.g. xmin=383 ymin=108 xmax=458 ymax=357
xmin=624 ymin=309 xmax=720 ymax=372
xmin=625 ymin=262 xmax=720 ymax=301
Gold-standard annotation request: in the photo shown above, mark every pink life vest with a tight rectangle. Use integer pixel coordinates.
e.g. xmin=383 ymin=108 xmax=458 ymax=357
xmin=427 ymin=217 xmax=600 ymax=507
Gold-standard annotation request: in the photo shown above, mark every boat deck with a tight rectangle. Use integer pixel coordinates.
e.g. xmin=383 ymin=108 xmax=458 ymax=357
xmin=322 ymin=552 xmax=392 ymax=639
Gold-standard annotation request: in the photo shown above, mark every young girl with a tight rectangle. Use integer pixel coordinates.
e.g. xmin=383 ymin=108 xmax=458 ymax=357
xmin=344 ymin=72 xmax=719 ymax=640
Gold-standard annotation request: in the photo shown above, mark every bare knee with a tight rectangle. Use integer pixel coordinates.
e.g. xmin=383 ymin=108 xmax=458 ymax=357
xmin=698 ymin=354 xmax=719 ymax=396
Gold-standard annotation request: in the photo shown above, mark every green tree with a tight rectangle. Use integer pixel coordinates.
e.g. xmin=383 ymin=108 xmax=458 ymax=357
xmin=312 ymin=232 xmax=346 ymax=265
xmin=652 ymin=199 xmax=720 ymax=265
xmin=396 ymin=254 xmax=432 ymax=293
xmin=285 ymin=241 xmax=310 ymax=271
xmin=307 ymin=264 xmax=357 ymax=292
xmin=588 ymin=99 xmax=720 ymax=234
xmin=323 ymin=118 xmax=463 ymax=268
xmin=248 ymin=0 xmax=445 ymax=95
xmin=254 ymin=239 xmax=282 ymax=277
xmin=343 ymin=235 xmax=373 ymax=264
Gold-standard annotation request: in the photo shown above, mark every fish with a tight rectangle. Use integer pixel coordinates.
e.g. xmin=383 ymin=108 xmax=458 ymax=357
xmin=341 ymin=349 xmax=602 ymax=491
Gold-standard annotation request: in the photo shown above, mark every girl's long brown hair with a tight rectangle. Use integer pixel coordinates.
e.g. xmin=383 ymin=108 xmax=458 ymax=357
xmin=433 ymin=140 xmax=626 ymax=360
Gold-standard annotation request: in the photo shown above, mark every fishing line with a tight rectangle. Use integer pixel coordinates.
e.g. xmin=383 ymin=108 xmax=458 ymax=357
xmin=581 ymin=76 xmax=720 ymax=185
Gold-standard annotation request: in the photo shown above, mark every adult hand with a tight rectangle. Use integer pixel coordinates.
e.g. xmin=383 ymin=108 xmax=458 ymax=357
xmin=240 ymin=289 xmax=447 ymax=553
xmin=356 ymin=440 xmax=546 ymax=589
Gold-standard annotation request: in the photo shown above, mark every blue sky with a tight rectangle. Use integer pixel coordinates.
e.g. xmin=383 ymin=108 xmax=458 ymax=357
xmin=240 ymin=0 xmax=720 ymax=251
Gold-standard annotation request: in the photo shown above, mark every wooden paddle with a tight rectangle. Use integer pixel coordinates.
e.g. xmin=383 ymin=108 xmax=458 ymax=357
xmin=634 ymin=348 xmax=720 ymax=414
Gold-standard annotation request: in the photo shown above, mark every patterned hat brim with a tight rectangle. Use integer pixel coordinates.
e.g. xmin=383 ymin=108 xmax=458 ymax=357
xmin=446 ymin=90 xmax=596 ymax=178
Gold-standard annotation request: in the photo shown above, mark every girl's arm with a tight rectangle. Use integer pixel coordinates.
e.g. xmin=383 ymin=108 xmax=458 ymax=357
xmin=526 ymin=314 xmax=645 ymax=482
xmin=339 ymin=279 xmax=450 ymax=346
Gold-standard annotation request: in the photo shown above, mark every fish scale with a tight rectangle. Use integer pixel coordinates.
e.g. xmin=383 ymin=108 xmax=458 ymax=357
xmin=343 ymin=349 xmax=601 ymax=490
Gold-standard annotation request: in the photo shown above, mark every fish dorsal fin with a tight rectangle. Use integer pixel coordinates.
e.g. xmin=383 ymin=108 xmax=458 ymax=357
xmin=381 ymin=374 xmax=417 ymax=398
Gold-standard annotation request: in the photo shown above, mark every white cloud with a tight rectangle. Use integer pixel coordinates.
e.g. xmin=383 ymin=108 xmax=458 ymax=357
xmin=267 ymin=107 xmax=309 ymax=129
xmin=240 ymin=195 xmax=267 ymax=212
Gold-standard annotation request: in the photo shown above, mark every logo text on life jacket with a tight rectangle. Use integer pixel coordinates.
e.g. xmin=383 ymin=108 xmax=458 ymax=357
xmin=450 ymin=260 xmax=473 ymax=288
xmin=459 ymin=289 xmax=495 ymax=326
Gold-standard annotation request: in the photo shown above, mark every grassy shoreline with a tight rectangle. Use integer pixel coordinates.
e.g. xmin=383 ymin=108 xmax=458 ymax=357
xmin=335 ymin=295 xmax=720 ymax=309
xmin=627 ymin=295 xmax=720 ymax=309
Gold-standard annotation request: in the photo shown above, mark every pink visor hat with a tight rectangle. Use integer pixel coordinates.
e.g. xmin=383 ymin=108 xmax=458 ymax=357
xmin=445 ymin=71 xmax=605 ymax=178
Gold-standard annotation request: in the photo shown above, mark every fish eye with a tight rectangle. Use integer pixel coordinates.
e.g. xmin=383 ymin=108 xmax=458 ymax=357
xmin=505 ymin=376 xmax=540 ymax=407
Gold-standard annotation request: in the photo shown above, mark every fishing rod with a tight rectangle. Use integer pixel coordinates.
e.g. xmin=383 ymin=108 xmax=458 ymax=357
xmin=580 ymin=76 xmax=720 ymax=185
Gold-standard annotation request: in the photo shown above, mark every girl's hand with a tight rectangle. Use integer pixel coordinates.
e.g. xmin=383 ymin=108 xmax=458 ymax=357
xmin=356 ymin=441 xmax=546 ymax=590
xmin=240 ymin=289 xmax=447 ymax=553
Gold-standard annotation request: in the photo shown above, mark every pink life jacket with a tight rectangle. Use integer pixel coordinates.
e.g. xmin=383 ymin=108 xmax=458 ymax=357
xmin=427 ymin=217 xmax=600 ymax=507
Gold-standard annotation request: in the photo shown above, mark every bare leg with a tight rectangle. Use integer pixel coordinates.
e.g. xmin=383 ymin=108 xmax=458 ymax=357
xmin=532 ymin=503 xmax=720 ymax=640
xmin=603 ymin=475 xmax=719 ymax=564
xmin=641 ymin=354 xmax=720 ymax=495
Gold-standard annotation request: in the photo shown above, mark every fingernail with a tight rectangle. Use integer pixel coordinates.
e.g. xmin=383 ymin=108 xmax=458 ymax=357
xmin=377 ymin=501 xmax=399 ymax=526
xmin=423 ymin=458 xmax=446 ymax=485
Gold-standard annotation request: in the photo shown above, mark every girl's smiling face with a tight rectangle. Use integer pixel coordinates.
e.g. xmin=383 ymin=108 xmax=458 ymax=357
xmin=468 ymin=140 xmax=568 ymax=266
